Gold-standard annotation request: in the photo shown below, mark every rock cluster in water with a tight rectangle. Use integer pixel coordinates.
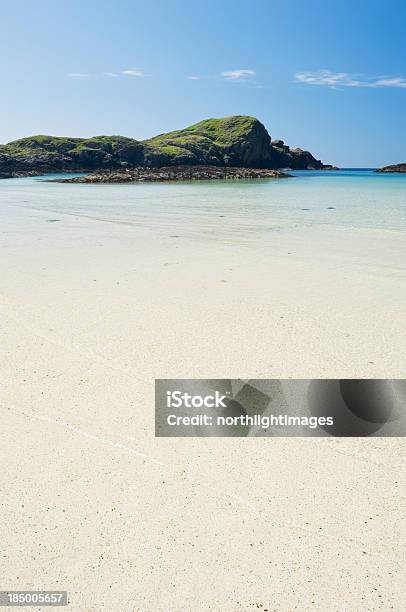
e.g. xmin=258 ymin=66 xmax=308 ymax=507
xmin=376 ymin=163 xmax=406 ymax=173
xmin=51 ymin=165 xmax=291 ymax=184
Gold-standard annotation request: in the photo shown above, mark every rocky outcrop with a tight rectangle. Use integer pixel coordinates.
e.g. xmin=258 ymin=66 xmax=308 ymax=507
xmin=288 ymin=148 xmax=325 ymax=170
xmin=269 ymin=139 xmax=333 ymax=170
xmin=50 ymin=165 xmax=290 ymax=184
xmin=376 ymin=163 xmax=406 ymax=173
xmin=0 ymin=116 xmax=332 ymax=178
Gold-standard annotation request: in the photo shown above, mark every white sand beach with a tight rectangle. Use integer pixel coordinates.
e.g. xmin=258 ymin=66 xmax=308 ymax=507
xmin=1 ymin=175 xmax=406 ymax=610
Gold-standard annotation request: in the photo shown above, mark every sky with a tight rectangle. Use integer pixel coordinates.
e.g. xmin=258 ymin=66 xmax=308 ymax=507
xmin=0 ymin=0 xmax=405 ymax=166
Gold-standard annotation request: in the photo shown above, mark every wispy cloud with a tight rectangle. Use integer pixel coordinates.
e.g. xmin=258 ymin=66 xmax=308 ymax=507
xmin=373 ymin=77 xmax=406 ymax=88
xmin=67 ymin=69 xmax=149 ymax=79
xmin=121 ymin=68 xmax=147 ymax=77
xmin=187 ymin=76 xmax=201 ymax=80
xmin=222 ymin=69 xmax=256 ymax=81
xmin=67 ymin=73 xmax=90 ymax=78
xmin=295 ymin=70 xmax=406 ymax=89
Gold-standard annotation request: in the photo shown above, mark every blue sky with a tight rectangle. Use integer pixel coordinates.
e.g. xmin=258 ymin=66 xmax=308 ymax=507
xmin=1 ymin=0 xmax=405 ymax=166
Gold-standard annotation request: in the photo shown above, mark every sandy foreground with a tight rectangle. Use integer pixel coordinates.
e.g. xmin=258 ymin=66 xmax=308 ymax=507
xmin=0 ymin=197 xmax=406 ymax=611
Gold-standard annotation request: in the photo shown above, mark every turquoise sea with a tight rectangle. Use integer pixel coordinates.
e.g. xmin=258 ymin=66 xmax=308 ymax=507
xmin=1 ymin=169 xmax=405 ymax=246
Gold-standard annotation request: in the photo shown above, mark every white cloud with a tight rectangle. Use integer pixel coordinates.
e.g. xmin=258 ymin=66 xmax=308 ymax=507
xmin=221 ymin=69 xmax=256 ymax=80
xmin=295 ymin=70 xmax=406 ymax=89
xmin=187 ymin=76 xmax=201 ymax=80
xmin=121 ymin=68 xmax=147 ymax=77
xmin=67 ymin=69 xmax=150 ymax=79
xmin=373 ymin=77 xmax=406 ymax=88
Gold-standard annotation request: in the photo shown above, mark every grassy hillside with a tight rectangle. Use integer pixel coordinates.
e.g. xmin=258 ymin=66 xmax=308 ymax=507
xmin=4 ymin=135 xmax=83 ymax=156
xmin=144 ymin=116 xmax=275 ymax=167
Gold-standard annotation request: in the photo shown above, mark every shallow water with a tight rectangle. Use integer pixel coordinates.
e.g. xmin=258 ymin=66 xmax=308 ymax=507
xmin=1 ymin=169 xmax=405 ymax=247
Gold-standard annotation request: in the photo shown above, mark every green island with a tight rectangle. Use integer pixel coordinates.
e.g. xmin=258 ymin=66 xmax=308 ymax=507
xmin=0 ymin=115 xmax=337 ymax=180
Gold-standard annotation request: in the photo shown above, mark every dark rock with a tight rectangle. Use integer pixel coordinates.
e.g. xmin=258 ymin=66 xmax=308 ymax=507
xmin=0 ymin=151 xmax=15 ymax=178
xmin=287 ymin=148 xmax=325 ymax=170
